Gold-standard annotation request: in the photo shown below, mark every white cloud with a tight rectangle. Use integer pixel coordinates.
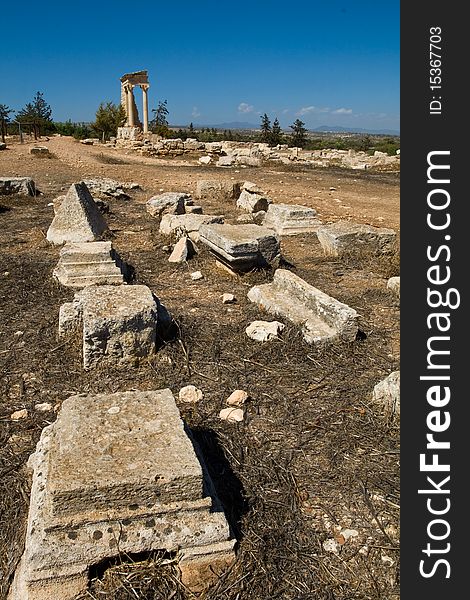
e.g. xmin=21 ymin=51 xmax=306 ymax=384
xmin=191 ymin=106 xmax=201 ymax=118
xmin=282 ymin=108 xmax=290 ymax=114
xmin=238 ymin=102 xmax=254 ymax=113
xmin=332 ymin=107 xmax=353 ymax=115
xmin=296 ymin=105 xmax=330 ymax=116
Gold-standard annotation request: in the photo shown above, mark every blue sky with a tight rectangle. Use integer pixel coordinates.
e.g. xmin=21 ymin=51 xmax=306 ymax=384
xmin=0 ymin=1 xmax=399 ymax=132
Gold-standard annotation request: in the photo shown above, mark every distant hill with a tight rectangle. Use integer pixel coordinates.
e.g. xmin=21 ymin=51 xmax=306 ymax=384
xmin=192 ymin=121 xmax=259 ymax=130
xmin=172 ymin=122 xmax=399 ymax=136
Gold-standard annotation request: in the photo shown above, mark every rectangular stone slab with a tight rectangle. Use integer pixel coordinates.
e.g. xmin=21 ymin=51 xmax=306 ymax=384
xmin=45 ymin=390 xmax=204 ymax=515
xmin=263 ymin=203 xmax=322 ymax=235
xmin=316 ymin=221 xmax=396 ymax=256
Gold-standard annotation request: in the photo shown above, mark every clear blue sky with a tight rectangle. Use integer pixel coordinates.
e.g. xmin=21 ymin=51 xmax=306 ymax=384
xmin=0 ymin=1 xmax=399 ymax=133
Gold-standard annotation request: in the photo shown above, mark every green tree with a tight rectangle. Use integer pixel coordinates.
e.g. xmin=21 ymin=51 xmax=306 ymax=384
xmin=0 ymin=104 xmax=14 ymax=143
xmin=150 ymin=99 xmax=171 ymax=136
xmin=92 ymin=102 xmax=126 ymax=141
xmin=188 ymin=122 xmax=195 ymax=136
xmin=270 ymin=117 xmax=282 ymax=146
xmin=260 ymin=113 xmax=271 ymax=143
xmin=289 ymin=118 xmax=308 ymax=148
xmin=16 ymin=91 xmax=53 ymax=138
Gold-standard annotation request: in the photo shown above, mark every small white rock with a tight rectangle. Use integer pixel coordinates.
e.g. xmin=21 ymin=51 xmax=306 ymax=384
xmin=221 ymin=293 xmax=236 ymax=304
xmin=341 ymin=528 xmax=359 ymax=541
xmin=11 ymin=409 xmax=28 ymax=421
xmin=179 ymin=385 xmax=204 ymax=403
xmin=191 ymin=271 xmax=203 ymax=281
xmin=246 ymin=320 xmax=285 ymax=342
xmin=323 ymin=538 xmax=340 ymax=554
xmin=107 ymin=406 xmax=121 ymax=415
xmin=198 ymin=155 xmax=211 ymax=165
xmin=226 ymin=390 xmax=248 ymax=406
xmin=219 ymin=407 xmax=244 ymax=422
xmin=168 ymin=237 xmax=191 ymax=263
xmin=14 ymin=331 xmax=24 ymax=337
xmin=34 ymin=402 xmax=53 ymax=412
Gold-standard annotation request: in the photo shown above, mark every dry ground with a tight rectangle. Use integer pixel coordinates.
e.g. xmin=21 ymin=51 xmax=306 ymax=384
xmin=0 ymin=136 xmax=400 ymax=600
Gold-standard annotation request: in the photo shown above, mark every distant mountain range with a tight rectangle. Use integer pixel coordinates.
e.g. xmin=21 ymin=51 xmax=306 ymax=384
xmin=183 ymin=121 xmax=399 ymax=136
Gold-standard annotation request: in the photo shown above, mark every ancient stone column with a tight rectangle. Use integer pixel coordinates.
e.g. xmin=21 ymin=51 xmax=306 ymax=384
xmin=141 ymin=85 xmax=149 ymax=133
xmin=127 ymin=85 xmax=135 ymax=127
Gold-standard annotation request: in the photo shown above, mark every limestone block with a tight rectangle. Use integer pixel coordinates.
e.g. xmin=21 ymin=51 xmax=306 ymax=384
xmin=236 ymin=186 xmax=272 ymax=213
xmin=146 ymin=192 xmax=189 ymax=217
xmin=9 ymin=390 xmax=235 ymax=599
xmin=263 ymin=203 xmax=322 ymax=235
xmin=247 ymin=269 xmax=358 ymax=344
xmin=53 ymin=241 xmax=126 ymax=288
xmin=0 ymin=177 xmax=36 ymax=196
xmin=46 ymin=182 xmax=107 ymax=245
xmin=316 ymin=221 xmax=396 ymax=257
xmin=373 ymin=371 xmax=400 ymax=418
xmin=82 ymin=177 xmax=139 ymax=200
xmin=387 ymin=276 xmax=400 ymax=297
xmin=216 ymin=156 xmax=234 ymax=167
xmin=199 ymin=223 xmax=280 ymax=271
xmin=195 ymin=180 xmax=240 ymax=202
xmin=30 ymin=146 xmax=50 ymax=155
xmin=159 ymin=214 xmax=224 ymax=240
xmin=58 ymin=285 xmax=158 ymax=369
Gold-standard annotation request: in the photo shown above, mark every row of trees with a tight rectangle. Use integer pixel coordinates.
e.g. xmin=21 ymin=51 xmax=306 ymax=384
xmin=1 ymin=92 xmax=53 ymax=142
xmin=260 ymin=113 xmax=308 ymax=148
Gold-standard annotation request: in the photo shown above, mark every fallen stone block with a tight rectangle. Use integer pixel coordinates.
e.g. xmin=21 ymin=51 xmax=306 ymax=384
xmin=263 ymin=203 xmax=322 ymax=235
xmin=168 ymin=237 xmax=196 ymax=263
xmin=53 ymin=241 xmax=126 ymax=288
xmin=373 ymin=371 xmax=400 ymax=419
xmin=195 ymin=180 xmax=240 ymax=202
xmin=58 ymin=285 xmax=159 ymax=369
xmin=46 ymin=182 xmax=108 ymax=245
xmin=216 ymin=155 xmax=234 ymax=167
xmin=236 ymin=182 xmax=272 ymax=213
xmin=83 ymin=177 xmax=139 ymax=200
xmin=159 ymin=213 xmax=224 ymax=241
xmin=0 ymin=177 xmax=36 ymax=196
xmin=29 ymin=146 xmax=50 ymax=156
xmin=247 ymin=269 xmax=358 ymax=344
xmin=146 ymin=192 xmax=189 ymax=217
xmin=387 ymin=276 xmax=400 ymax=297
xmin=199 ymin=223 xmax=280 ymax=272
xmin=9 ymin=389 xmax=235 ymax=599
xmin=316 ymin=221 xmax=396 ymax=257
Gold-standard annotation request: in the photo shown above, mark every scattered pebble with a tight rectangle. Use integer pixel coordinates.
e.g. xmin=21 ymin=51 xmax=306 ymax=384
xmin=34 ymin=402 xmax=53 ymax=412
xmin=219 ymin=407 xmax=244 ymax=422
xmin=11 ymin=409 xmax=28 ymax=421
xmin=191 ymin=271 xmax=203 ymax=281
xmin=179 ymin=385 xmax=203 ymax=403
xmin=246 ymin=320 xmax=285 ymax=342
xmin=221 ymin=293 xmax=236 ymax=304
xmin=107 ymin=406 xmax=121 ymax=415
xmin=14 ymin=331 xmax=24 ymax=337
xmin=226 ymin=390 xmax=248 ymax=406
xmin=323 ymin=538 xmax=340 ymax=554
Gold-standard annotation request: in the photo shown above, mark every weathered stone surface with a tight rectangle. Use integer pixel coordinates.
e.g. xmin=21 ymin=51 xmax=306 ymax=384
xmin=387 ymin=276 xmax=400 ymax=297
xmin=248 ymin=269 xmax=358 ymax=344
xmin=46 ymin=182 xmax=107 ymax=245
xmin=198 ymin=155 xmax=212 ymax=165
xmin=146 ymin=192 xmax=189 ymax=217
xmin=159 ymin=213 xmax=224 ymax=239
xmin=185 ymin=204 xmax=203 ymax=214
xmin=219 ymin=407 xmax=244 ymax=422
xmin=236 ymin=187 xmax=272 ymax=213
xmin=373 ymin=371 xmax=400 ymax=418
xmin=53 ymin=241 xmax=126 ymax=288
xmin=58 ymin=285 xmax=158 ymax=370
xmin=0 ymin=177 xmax=36 ymax=196
xmin=191 ymin=271 xmax=203 ymax=281
xmin=195 ymin=180 xmax=240 ymax=202
xmin=30 ymin=146 xmax=50 ymax=155
xmin=316 ymin=221 xmax=396 ymax=256
xmin=245 ymin=320 xmax=285 ymax=342
xmin=9 ymin=390 xmax=235 ymax=600
xmin=263 ymin=203 xmax=322 ymax=235
xmin=199 ymin=223 xmax=280 ymax=271
xmin=226 ymin=390 xmax=248 ymax=406
xmin=83 ymin=177 xmax=139 ymax=200
xmin=216 ymin=155 xmax=234 ymax=167
xmin=179 ymin=385 xmax=204 ymax=403
xmin=168 ymin=237 xmax=195 ymax=263
xmin=221 ymin=293 xmax=236 ymax=304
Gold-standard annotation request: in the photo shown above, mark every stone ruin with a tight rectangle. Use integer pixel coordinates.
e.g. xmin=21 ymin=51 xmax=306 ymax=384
xmin=46 ymin=182 xmax=108 ymax=245
xmin=0 ymin=177 xmax=36 ymax=196
xmin=9 ymin=389 xmax=235 ymax=599
xmin=199 ymin=223 xmax=281 ymax=273
xmin=248 ymin=269 xmax=358 ymax=344
xmin=53 ymin=241 xmax=127 ymax=288
xmin=263 ymin=203 xmax=322 ymax=236
xmin=59 ymin=285 xmax=160 ymax=370
xmin=373 ymin=371 xmax=400 ymax=419
xmin=117 ymin=70 xmax=150 ymax=139
xmin=316 ymin=221 xmax=396 ymax=257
